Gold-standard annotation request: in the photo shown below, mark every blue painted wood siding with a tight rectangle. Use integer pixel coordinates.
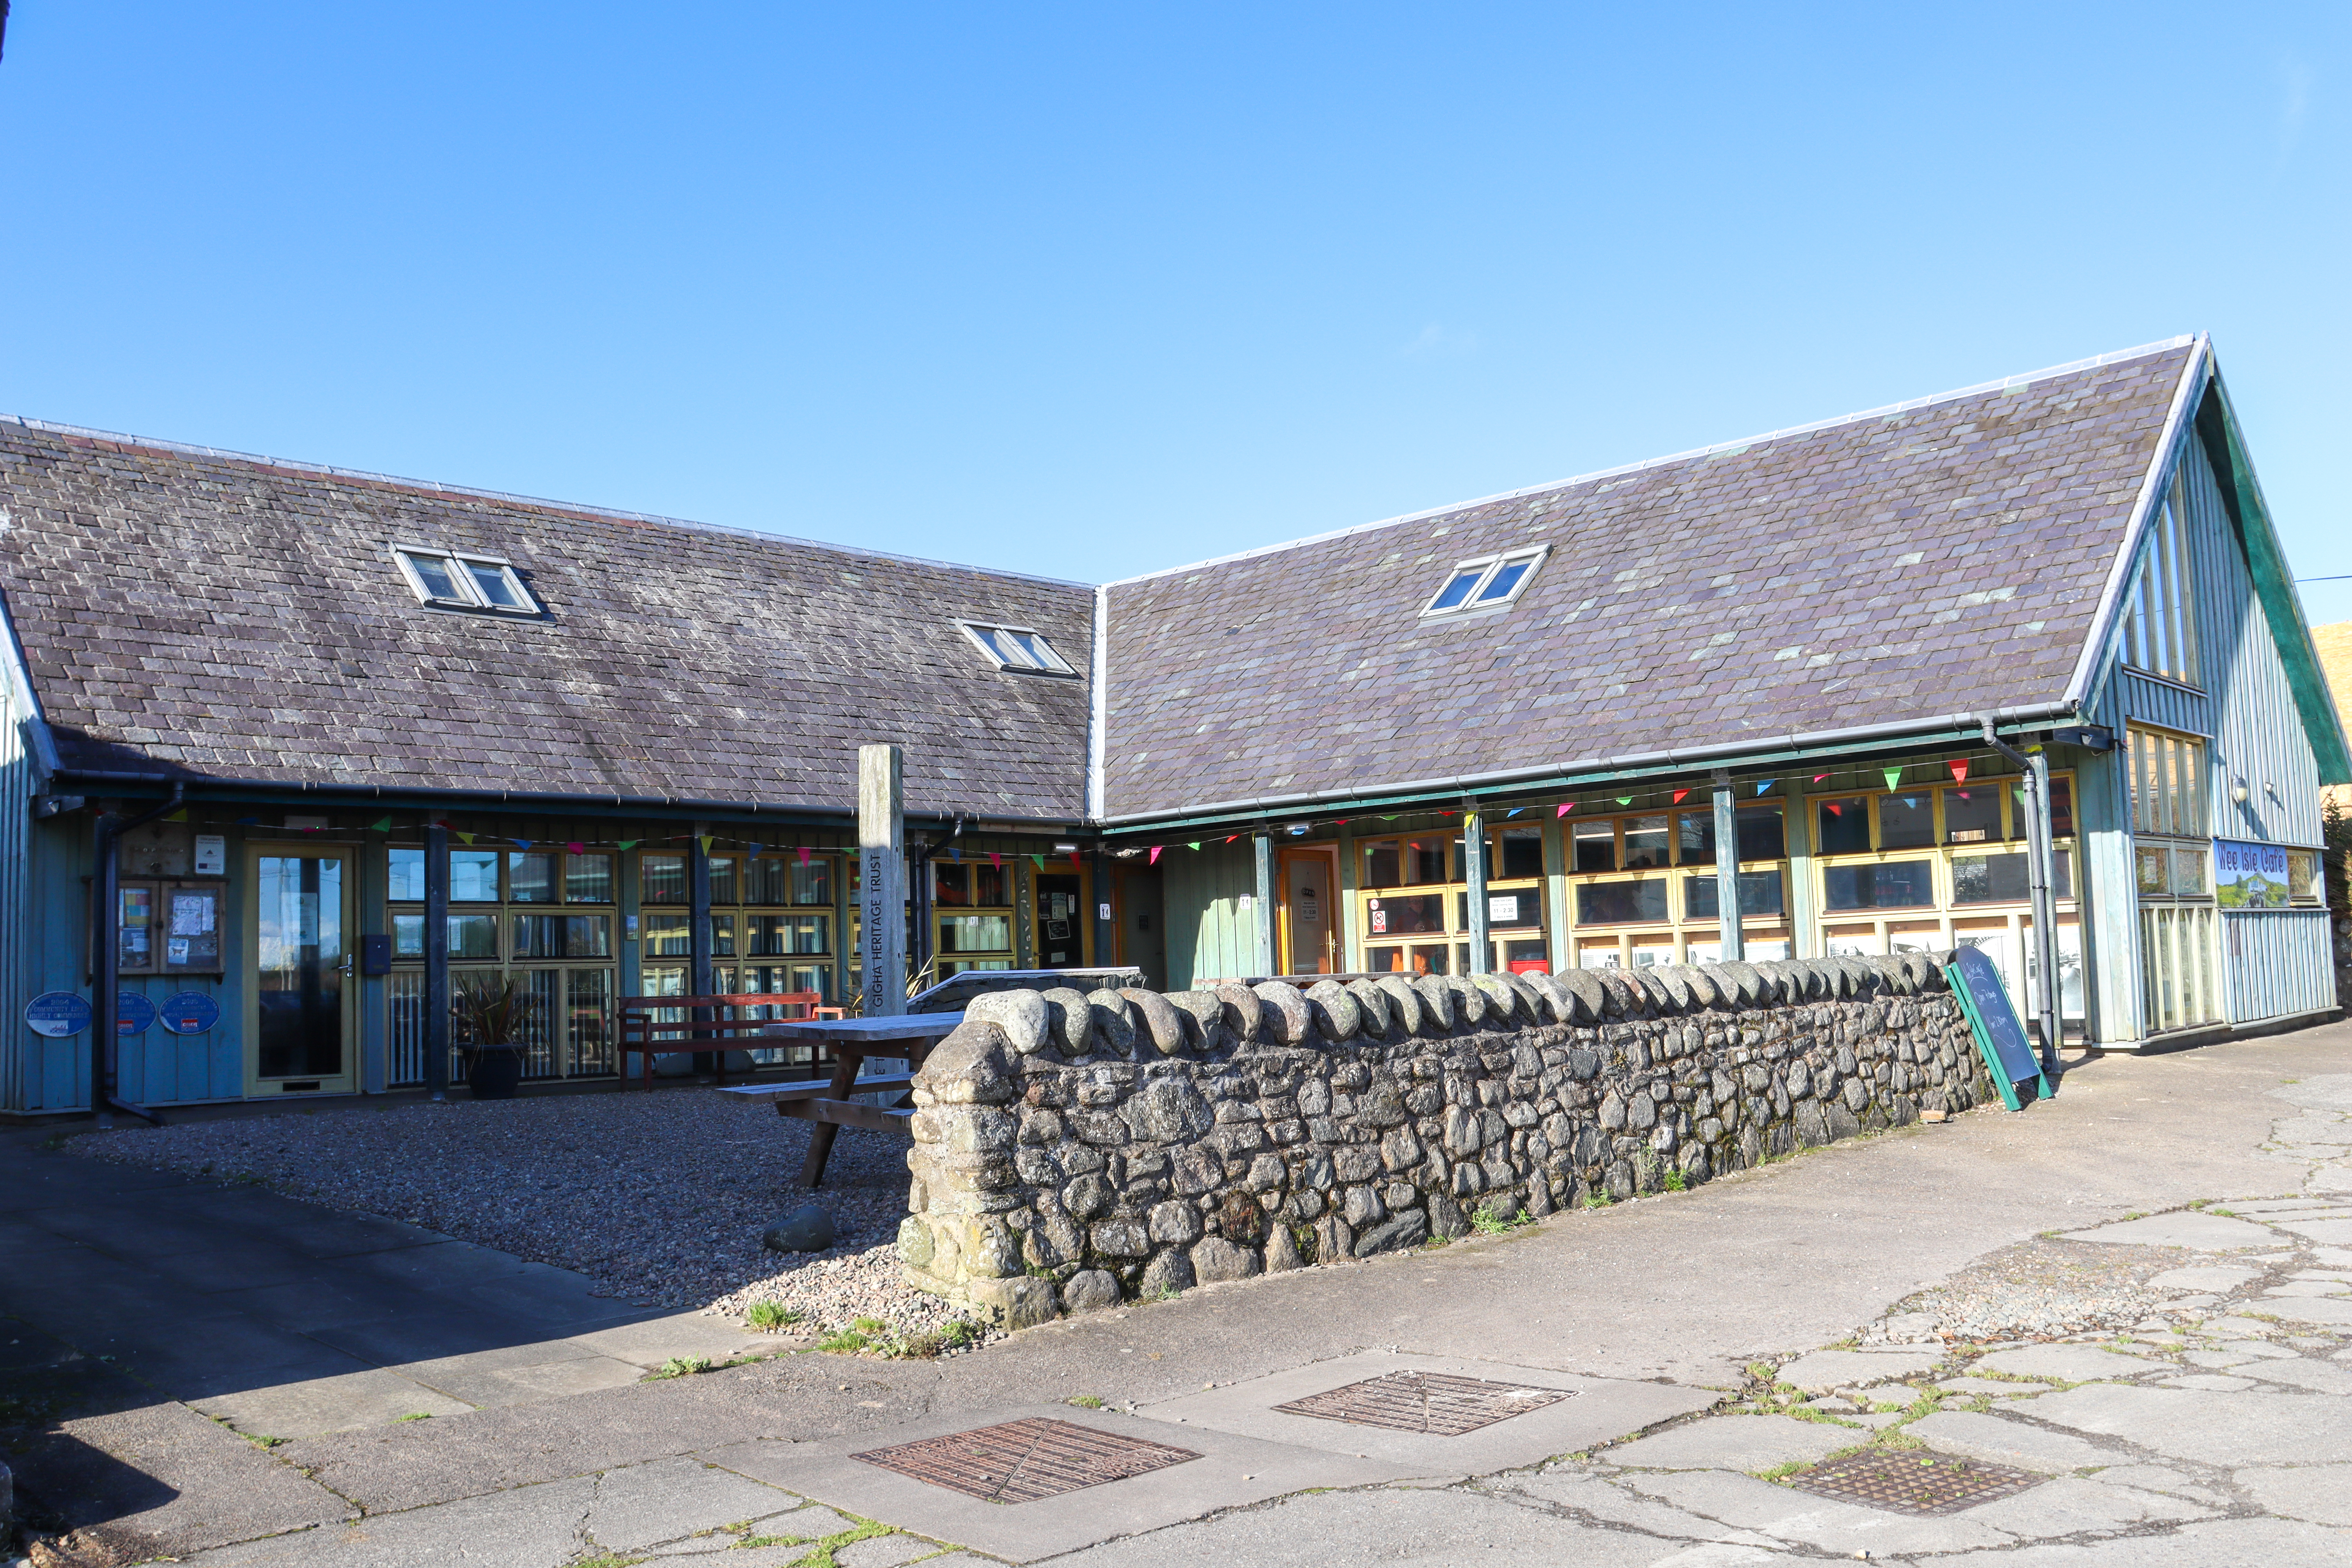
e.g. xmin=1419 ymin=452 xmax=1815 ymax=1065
xmin=1161 ymin=837 xmax=1258 ymax=987
xmin=2225 ymin=912 xmax=2334 ymax=1023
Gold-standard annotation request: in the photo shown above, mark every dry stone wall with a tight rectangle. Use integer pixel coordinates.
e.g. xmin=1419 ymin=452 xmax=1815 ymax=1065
xmin=897 ymin=955 xmax=1991 ymax=1328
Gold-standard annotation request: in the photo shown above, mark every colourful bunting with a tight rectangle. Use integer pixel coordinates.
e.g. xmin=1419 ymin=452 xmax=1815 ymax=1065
xmin=989 ymin=851 xmax=1002 ymax=868
xmin=1506 ymin=808 xmax=1522 ymax=818
xmin=1556 ymin=803 xmax=1575 ymax=816
xmin=1755 ymin=780 xmax=1775 ymax=795
xmin=697 ymin=836 xmax=714 ymax=855
xmin=1149 ymin=846 xmax=1163 ymax=864
xmin=456 ymin=831 xmax=475 ymax=844
xmin=618 ymin=839 xmax=640 ymax=850
xmin=746 ymin=842 xmax=763 ymax=859
xmin=1812 ymin=773 xmax=1828 ymax=782
xmin=1824 ymin=801 xmax=1844 ymax=816
xmin=368 ymin=817 xmax=393 ymax=831
xmin=1882 ymin=768 xmax=1902 ymax=791
xmin=1949 ymin=759 xmax=1969 ymax=783
xmin=1615 ymin=797 xmax=1633 ymax=806
xmin=797 ymin=846 xmax=812 ymax=865
xmin=1030 ymin=854 xmax=1045 ymax=869
xmin=1186 ymin=842 xmax=1200 ymax=852
xmin=567 ymin=840 xmax=585 ymax=854
xmin=1670 ymin=789 xmax=1689 ymax=805
xmin=236 ymin=816 xmax=259 ymax=825
xmin=512 ymin=838 xmax=534 ymax=851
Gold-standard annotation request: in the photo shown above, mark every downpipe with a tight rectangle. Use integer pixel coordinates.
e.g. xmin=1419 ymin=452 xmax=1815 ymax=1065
xmin=1977 ymin=717 xmax=2062 ymax=1074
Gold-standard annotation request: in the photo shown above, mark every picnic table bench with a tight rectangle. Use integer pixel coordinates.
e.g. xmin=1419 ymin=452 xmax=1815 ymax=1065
xmin=717 ymin=1012 xmax=966 ymax=1187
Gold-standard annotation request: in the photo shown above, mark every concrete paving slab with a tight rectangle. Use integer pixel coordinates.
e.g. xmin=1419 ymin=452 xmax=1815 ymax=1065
xmin=201 ymin=1275 xmax=450 ymax=1336
xmin=445 ymin=1263 xmax=651 ymax=1327
xmin=1971 ymin=1344 xmax=2156 ymax=1383
xmin=140 ymin=1236 xmax=352 ymax=1294
xmin=2078 ymin=1463 xmax=2231 ymax=1506
xmin=0 ymin=1210 xmax=85 ymax=1255
xmin=563 ymin=1311 xmax=781 ymax=1368
xmin=2025 ymin=1383 xmax=2352 ymax=1466
xmin=577 ymin=1455 xmax=807 ymax=1554
xmin=2261 ymin=1296 xmax=2352 ymax=1326
xmin=2213 ymin=1336 xmax=2298 ymax=1356
xmin=2160 ymin=1373 xmax=2258 ymax=1390
xmin=2146 ymin=1264 xmax=2260 ymax=1292
xmin=2059 ymin=1212 xmax=2283 ymax=1249
xmin=703 ymin=1403 xmax=1404 ymax=1563
xmin=329 ymin=1237 xmax=540 ymax=1290
xmin=100 ymin=1308 xmax=383 ymax=1403
xmin=2274 ymin=1219 xmax=2352 ymax=1241
xmin=270 ymin=1210 xmax=454 ymax=1261
xmin=2234 ymin=1356 xmax=2352 ymax=1395
xmin=1908 ymin=1410 xmax=2117 ymax=1472
xmin=1772 ymin=1347 xmax=1942 ymax=1392
xmin=403 ymin=1350 xmax=649 ymax=1408
xmin=1132 ymin=1351 xmax=1719 ymax=1474
xmin=1939 ymin=1377 xmax=2050 ymax=1395
xmin=833 ymin=1533 xmax=943 ymax=1568
xmin=2265 ymin=1280 xmax=2352 ymax=1296
xmin=1963 ymin=1475 xmax=2211 ymax=1536
xmin=1600 ymin=1414 xmax=1858 ymax=1473
xmin=1495 ymin=1463 xmax=1787 ymax=1547
xmin=1039 ymin=1481 xmax=1706 ymax=1566
xmin=179 ymin=1473 xmax=599 ymax=1566
xmin=192 ymin=1368 xmax=474 ymax=1438
xmin=305 ymin=1304 xmax=608 ymax=1367
xmin=1924 ymin=1517 xmax=2352 ymax=1568
xmin=1624 ymin=1467 xmax=2014 ymax=1555
xmin=2233 ymin=1463 xmax=2352 ymax=1526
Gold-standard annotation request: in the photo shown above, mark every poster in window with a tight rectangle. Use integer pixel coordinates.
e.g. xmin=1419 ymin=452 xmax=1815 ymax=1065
xmin=1369 ymin=900 xmax=1388 ymax=935
xmin=2213 ymin=840 xmax=2289 ymax=909
xmin=1487 ymin=895 xmax=1519 ymax=922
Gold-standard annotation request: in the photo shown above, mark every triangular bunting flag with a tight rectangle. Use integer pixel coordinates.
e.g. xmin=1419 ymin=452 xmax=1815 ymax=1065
xmin=1949 ymin=759 xmax=1969 ymax=783
xmin=950 ymin=846 xmax=961 ymax=862
xmin=1670 ymin=789 xmax=1689 ymax=805
xmin=1187 ymin=842 xmax=1200 ymax=852
xmin=1812 ymin=773 xmax=1829 ymax=783
xmin=698 ymin=836 xmax=714 ymax=855
xmin=1615 ymin=797 xmax=1633 ymax=806
xmin=1506 ymin=808 xmax=1522 ymax=818
xmin=797 ymin=846 xmax=811 ymax=865
xmin=456 ymin=831 xmax=475 ymax=844
xmin=1755 ymin=780 xmax=1774 ymax=795
xmin=617 ymin=839 xmax=640 ymax=850
xmin=746 ymin=843 xmax=763 ymax=859
xmin=368 ymin=817 xmax=393 ymax=831
xmin=1030 ymin=854 xmax=1045 ymax=869
xmin=1556 ymin=803 xmax=1575 ymax=816
xmin=236 ymin=816 xmax=260 ymax=826
xmin=989 ymin=851 xmax=1002 ymax=868
xmin=1882 ymin=768 xmax=1902 ymax=790
xmin=1149 ymin=846 xmax=1163 ymax=864
xmin=568 ymin=840 xmax=585 ymax=854
xmin=512 ymin=839 xmax=534 ymax=851
xmin=1824 ymin=802 xmax=1843 ymax=816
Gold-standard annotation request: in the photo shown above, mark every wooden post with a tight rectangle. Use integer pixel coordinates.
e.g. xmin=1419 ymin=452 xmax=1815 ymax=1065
xmin=859 ymin=745 xmax=906 ymax=1016
xmin=690 ymin=822 xmax=715 ymax=1076
xmin=1251 ymin=829 xmax=1276 ymax=980
xmin=1712 ymin=773 xmax=1744 ymax=962
xmin=2023 ymin=750 xmax=2062 ymax=1071
xmin=1462 ymin=808 xmax=1490 ymax=975
xmin=423 ymin=823 xmax=450 ymax=1100
xmin=1090 ymin=847 xmax=1115 ymax=974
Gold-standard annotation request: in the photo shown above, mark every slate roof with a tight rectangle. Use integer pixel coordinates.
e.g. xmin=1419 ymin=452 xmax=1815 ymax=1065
xmin=1098 ymin=340 xmax=2201 ymax=820
xmin=0 ymin=421 xmax=1094 ymax=820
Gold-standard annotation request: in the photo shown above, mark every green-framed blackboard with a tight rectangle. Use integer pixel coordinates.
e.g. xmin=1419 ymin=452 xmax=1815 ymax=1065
xmin=1945 ymin=946 xmax=2055 ymax=1111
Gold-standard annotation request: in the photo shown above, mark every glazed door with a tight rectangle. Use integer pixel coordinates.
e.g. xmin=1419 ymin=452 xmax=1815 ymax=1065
xmin=243 ymin=845 xmax=357 ymax=1096
xmin=1279 ymin=847 xmax=1341 ymax=977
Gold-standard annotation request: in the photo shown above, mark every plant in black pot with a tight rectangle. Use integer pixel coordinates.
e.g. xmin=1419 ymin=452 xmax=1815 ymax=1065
xmin=455 ymin=976 xmax=530 ymax=1101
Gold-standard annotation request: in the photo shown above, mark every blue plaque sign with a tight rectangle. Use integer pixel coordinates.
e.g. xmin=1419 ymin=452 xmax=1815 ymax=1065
xmin=25 ymin=991 xmax=93 ymax=1038
xmin=1945 ymin=946 xmax=2054 ymax=1110
xmin=159 ymin=991 xmax=222 ymax=1035
xmin=117 ymin=991 xmax=158 ymax=1036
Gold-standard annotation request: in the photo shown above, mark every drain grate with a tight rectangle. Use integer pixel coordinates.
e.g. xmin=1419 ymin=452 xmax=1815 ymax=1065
xmin=851 ymin=1417 xmax=1200 ymax=1503
xmin=1786 ymin=1449 xmax=2044 ymax=1515
xmin=1274 ymin=1370 xmax=1573 ymax=1436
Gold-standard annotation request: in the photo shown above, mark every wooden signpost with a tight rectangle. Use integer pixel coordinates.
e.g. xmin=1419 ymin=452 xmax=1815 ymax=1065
xmin=1944 ymin=946 xmax=2056 ymax=1111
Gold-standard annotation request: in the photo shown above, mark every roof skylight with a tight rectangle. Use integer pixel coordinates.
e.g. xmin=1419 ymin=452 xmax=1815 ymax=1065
xmin=958 ymin=621 xmax=1078 ymax=678
xmin=393 ymin=547 xmax=541 ymax=615
xmin=1421 ymin=546 xmax=1548 ymax=619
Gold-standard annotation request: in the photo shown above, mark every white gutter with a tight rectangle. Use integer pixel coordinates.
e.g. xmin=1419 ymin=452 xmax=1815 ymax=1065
xmin=2059 ymin=334 xmax=2212 ymax=708
xmin=1093 ymin=700 xmax=2081 ymax=827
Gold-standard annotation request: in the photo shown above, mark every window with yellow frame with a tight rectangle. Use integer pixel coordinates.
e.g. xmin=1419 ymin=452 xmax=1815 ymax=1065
xmin=1355 ymin=824 xmax=1548 ymax=976
xmin=1563 ymin=802 xmax=1790 ymax=968
xmin=639 ymin=850 xmax=840 ymax=1005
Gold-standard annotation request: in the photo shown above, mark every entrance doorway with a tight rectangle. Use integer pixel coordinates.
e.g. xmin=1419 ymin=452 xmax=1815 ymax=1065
xmin=1279 ymin=846 xmax=1341 ymax=977
xmin=243 ymin=845 xmax=357 ymax=1096
xmin=1112 ymin=866 xmax=1166 ymax=989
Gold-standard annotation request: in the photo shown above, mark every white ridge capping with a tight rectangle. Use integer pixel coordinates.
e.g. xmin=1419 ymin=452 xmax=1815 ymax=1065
xmin=1101 ymin=336 xmax=2201 ymax=589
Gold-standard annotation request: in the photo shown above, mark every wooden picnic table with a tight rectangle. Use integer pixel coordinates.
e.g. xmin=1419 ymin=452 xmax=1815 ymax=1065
xmin=717 ymin=1013 xmax=967 ymax=1188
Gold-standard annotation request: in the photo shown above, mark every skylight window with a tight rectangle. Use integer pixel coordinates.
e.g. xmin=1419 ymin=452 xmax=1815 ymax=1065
xmin=393 ymin=547 xmax=540 ymax=615
xmin=957 ymin=621 xmax=1078 ymax=678
xmin=1420 ymin=546 xmax=1548 ymax=619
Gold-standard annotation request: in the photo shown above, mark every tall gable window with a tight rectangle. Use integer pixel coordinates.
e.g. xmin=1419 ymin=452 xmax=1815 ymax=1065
xmin=2119 ymin=488 xmax=2199 ymax=687
xmin=1421 ymin=546 xmax=1548 ymax=619
xmin=958 ymin=621 xmax=1078 ymax=678
xmin=394 ymin=547 xmax=539 ymax=615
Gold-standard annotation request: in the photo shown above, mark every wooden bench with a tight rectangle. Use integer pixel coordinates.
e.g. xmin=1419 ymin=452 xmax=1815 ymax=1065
xmin=615 ymin=991 xmax=841 ymax=1090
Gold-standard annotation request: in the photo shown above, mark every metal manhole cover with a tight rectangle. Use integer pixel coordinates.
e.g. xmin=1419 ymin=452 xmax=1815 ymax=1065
xmin=851 ymin=1417 xmax=1199 ymax=1503
xmin=1274 ymin=1370 xmax=1574 ymax=1435
xmin=1786 ymin=1450 xmax=2044 ymax=1515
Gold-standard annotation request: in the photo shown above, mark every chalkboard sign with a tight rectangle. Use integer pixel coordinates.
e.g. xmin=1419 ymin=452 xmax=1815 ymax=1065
xmin=1945 ymin=946 xmax=2053 ymax=1110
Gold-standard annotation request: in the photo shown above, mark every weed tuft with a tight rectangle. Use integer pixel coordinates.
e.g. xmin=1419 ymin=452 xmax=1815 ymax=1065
xmin=1067 ymin=1394 xmax=1105 ymax=1408
xmin=650 ymin=1356 xmax=713 ymax=1379
xmin=746 ymin=1300 xmax=804 ymax=1333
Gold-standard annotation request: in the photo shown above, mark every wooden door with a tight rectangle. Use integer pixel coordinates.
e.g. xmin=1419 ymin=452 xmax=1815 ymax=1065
xmin=1278 ymin=846 xmax=1341 ymax=977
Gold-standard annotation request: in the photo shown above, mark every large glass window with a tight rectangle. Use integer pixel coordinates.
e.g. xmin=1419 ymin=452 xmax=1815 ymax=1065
xmin=1577 ymin=878 xmax=1669 ymax=924
xmin=1815 ymin=798 xmax=1871 ymax=855
xmin=2127 ymin=727 xmax=2207 ymax=837
xmin=2120 ymin=488 xmax=2201 ymax=688
xmin=1684 ymin=869 xmax=1786 ymax=920
xmin=1823 ymin=860 xmax=1936 ymax=911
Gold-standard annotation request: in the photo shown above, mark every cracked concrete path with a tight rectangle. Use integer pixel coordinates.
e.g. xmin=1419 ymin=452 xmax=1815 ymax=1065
xmin=7 ymin=1022 xmax=2350 ymax=1565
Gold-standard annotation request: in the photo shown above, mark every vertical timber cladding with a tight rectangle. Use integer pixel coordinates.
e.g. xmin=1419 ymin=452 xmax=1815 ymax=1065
xmin=860 ymin=744 xmax=907 ymax=1016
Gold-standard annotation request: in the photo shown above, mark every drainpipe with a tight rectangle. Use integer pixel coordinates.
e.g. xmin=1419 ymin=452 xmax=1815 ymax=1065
xmin=1980 ymin=717 xmax=2062 ymax=1074
xmin=90 ymin=782 xmax=184 ymax=1126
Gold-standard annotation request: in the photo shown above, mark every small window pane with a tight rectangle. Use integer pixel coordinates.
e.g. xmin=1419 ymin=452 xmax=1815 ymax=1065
xmin=1498 ymin=827 xmax=1543 ymax=880
xmin=643 ymin=915 xmax=692 ymax=957
xmin=1455 ymin=889 xmax=1541 ymax=929
xmin=448 ymin=914 xmax=499 ymax=958
xmin=1405 ymin=840 xmax=1445 ymax=883
xmin=940 ymin=914 xmax=1011 ymax=953
xmin=2050 ymin=778 xmax=2074 ymax=838
xmin=1429 ymin=570 xmax=1485 ymax=612
xmin=1685 ymin=869 xmax=1784 ymax=920
xmin=1677 ymin=811 xmax=1715 ymax=867
xmin=1473 ymin=559 xmax=1530 ymax=602
xmin=934 ymin=863 xmax=971 ymax=905
xmin=1622 ymin=816 xmax=1670 ymax=868
xmin=1572 ymin=820 xmax=1617 ymax=873
xmin=449 ymin=851 xmax=501 ymax=902
xmin=389 ymin=848 xmax=425 ymax=902
xmin=1364 ymin=893 xmax=1445 ymax=936
xmin=1363 ymin=842 xmax=1401 ymax=888
xmin=405 ymin=552 xmax=463 ymax=601
xmin=1822 ymin=860 xmax=1935 ymax=911
xmin=1879 ymin=794 xmax=1933 ymax=849
xmin=1815 ymin=798 xmax=1871 ymax=855
xmin=2137 ymin=846 xmax=2168 ymax=896
xmin=394 ymin=912 xmax=423 ymax=956
xmin=711 ymin=913 xmax=736 ymax=956
xmin=1007 ymin=631 xmax=1070 ymax=673
xmin=508 ymin=853 xmax=555 ymax=903
xmin=641 ymin=854 xmax=686 ymax=905
xmin=1952 ymin=853 xmax=2029 ymax=905
xmin=708 ymin=857 xmax=737 ymax=905
xmin=512 ymin=914 xmax=612 ymax=958
xmin=1735 ymin=805 xmax=1784 ymax=863
xmin=566 ymin=853 xmax=613 ymax=903
xmin=465 ymin=561 xmax=528 ymax=610
xmin=1943 ymin=787 xmax=2000 ymax=844
xmin=1575 ymin=878 xmax=1668 ymax=924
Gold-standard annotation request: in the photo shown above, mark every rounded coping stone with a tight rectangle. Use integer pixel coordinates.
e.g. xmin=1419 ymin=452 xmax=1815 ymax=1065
xmin=1591 ymin=967 xmax=1637 ymax=1017
xmin=1442 ymin=975 xmax=1488 ymax=1028
xmin=1119 ymin=988 xmax=1189 ymax=1055
xmin=1343 ymin=978 xmax=1394 ymax=1036
xmin=1557 ymin=969 xmax=1606 ymax=1023
xmin=1410 ymin=975 xmax=1458 ymax=1032
xmin=1471 ymin=973 xmax=1522 ymax=1024
xmin=1717 ymin=960 xmax=1763 ymax=1007
xmin=1652 ymin=965 xmax=1695 ymax=1011
xmin=1499 ymin=971 xmax=1549 ymax=1022
xmin=1084 ymin=989 xmax=1137 ymax=1053
xmin=1038 ymin=986 xmax=1093 ymax=1053
xmin=1690 ymin=965 xmax=1733 ymax=1009
xmin=1165 ymin=989 xmax=1227 ymax=1052
xmin=965 ymin=988 xmax=1050 ymax=1054
xmin=1212 ymin=983 xmax=1264 ymax=1044
xmin=1251 ymin=981 xmax=1314 ymax=1045
xmin=1373 ymin=976 xmax=1429 ymax=1035
xmin=1633 ymin=967 xmax=1675 ymax=1012
xmin=1304 ymin=979 xmax=1363 ymax=1042
xmin=1524 ymin=969 xmax=1577 ymax=1023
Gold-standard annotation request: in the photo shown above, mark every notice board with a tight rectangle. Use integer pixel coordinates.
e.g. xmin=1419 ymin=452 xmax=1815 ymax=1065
xmin=1945 ymin=946 xmax=2053 ymax=1111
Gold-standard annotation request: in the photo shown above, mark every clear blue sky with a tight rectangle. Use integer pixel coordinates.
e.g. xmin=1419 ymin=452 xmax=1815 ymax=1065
xmin=5 ymin=4 xmax=2348 ymax=623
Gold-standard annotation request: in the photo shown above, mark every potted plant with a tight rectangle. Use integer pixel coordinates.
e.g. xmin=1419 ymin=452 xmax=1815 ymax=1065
xmin=454 ymin=975 xmax=530 ymax=1100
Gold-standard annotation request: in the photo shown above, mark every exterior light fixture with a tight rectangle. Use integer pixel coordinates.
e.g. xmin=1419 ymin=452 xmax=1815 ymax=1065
xmin=2230 ymin=778 xmax=2250 ymax=804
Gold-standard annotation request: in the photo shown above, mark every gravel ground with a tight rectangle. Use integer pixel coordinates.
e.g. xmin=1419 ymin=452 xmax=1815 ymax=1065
xmin=1862 ymin=1235 xmax=2185 ymax=1343
xmin=66 ymin=1091 xmax=969 ymax=1336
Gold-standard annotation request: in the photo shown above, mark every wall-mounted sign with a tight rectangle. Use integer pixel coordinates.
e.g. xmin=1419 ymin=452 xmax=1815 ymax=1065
xmin=2214 ymin=839 xmax=2291 ymax=909
xmin=193 ymin=833 xmax=227 ymax=876
xmin=117 ymin=991 xmax=157 ymax=1036
xmin=160 ymin=991 xmax=221 ymax=1034
xmin=25 ymin=991 xmax=92 ymax=1037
